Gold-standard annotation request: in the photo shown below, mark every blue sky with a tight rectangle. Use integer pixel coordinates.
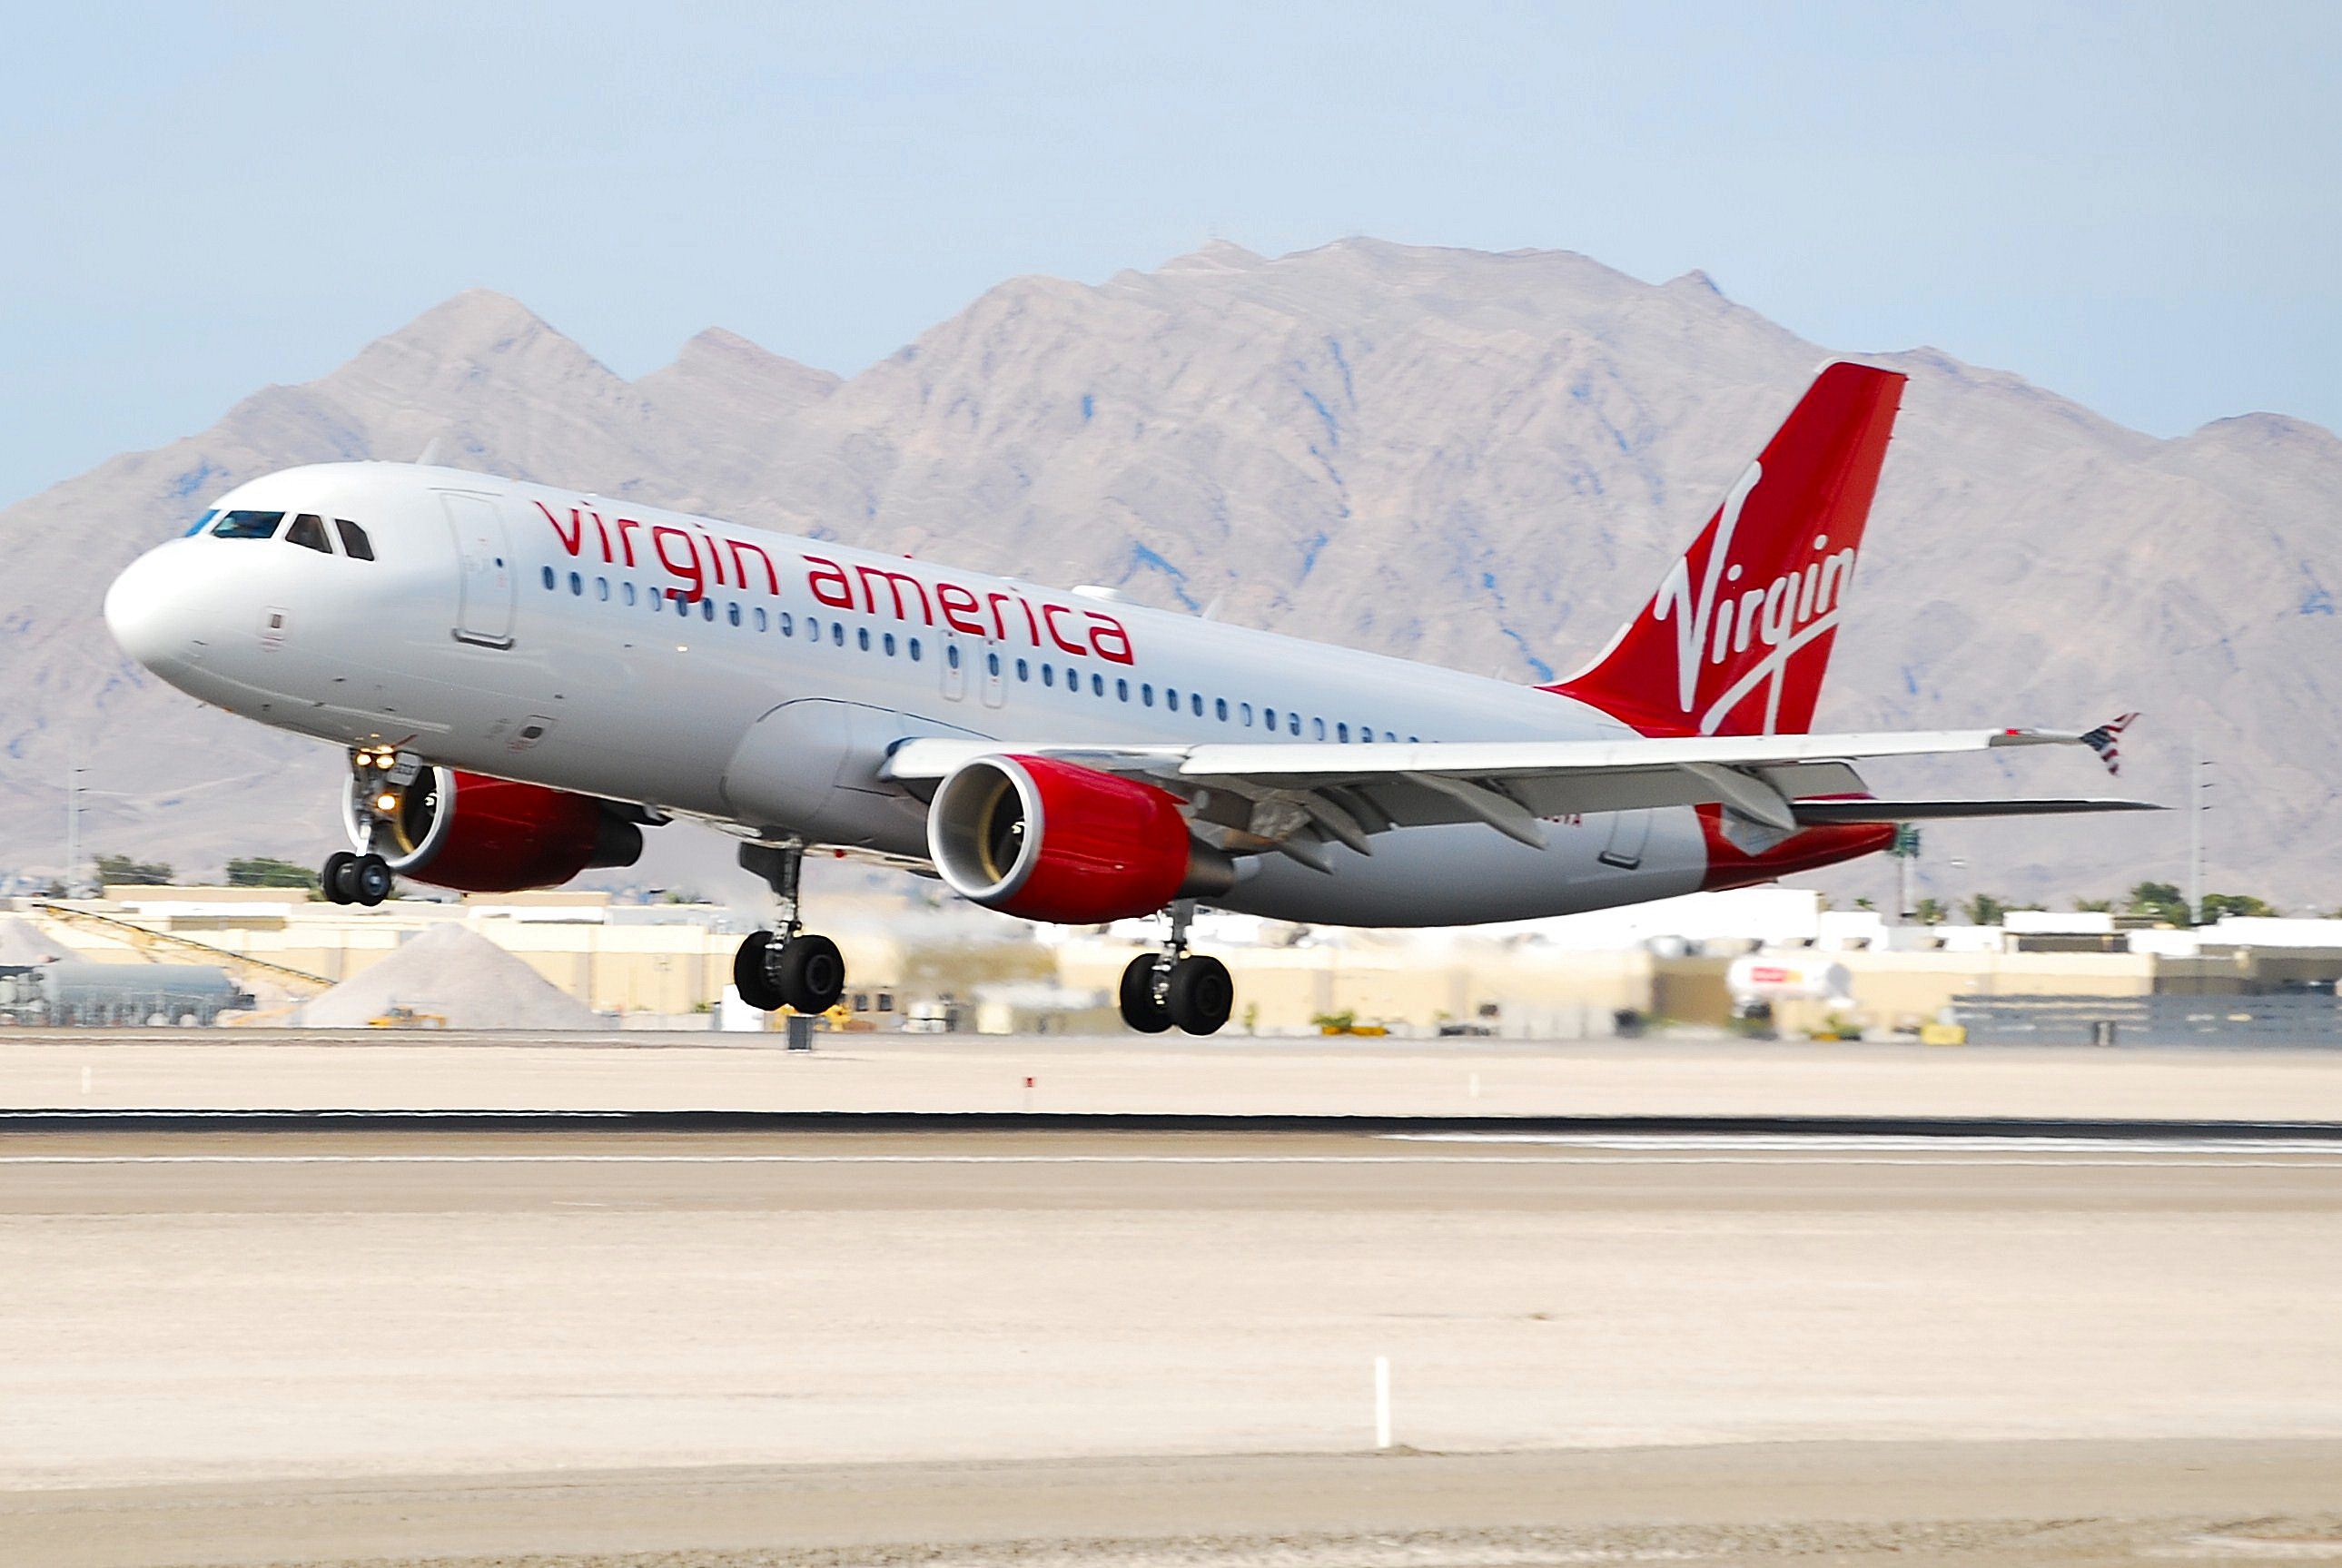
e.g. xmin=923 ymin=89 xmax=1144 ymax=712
xmin=2 ymin=1 xmax=2334 ymax=507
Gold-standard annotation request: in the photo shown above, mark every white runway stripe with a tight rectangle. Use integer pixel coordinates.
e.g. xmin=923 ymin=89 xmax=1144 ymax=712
xmin=5 ymin=1152 xmax=2342 ymax=1169
xmin=1391 ymin=1132 xmax=2342 ymax=1153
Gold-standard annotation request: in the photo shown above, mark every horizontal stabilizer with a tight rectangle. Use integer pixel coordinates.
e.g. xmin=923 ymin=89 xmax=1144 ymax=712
xmin=1792 ymin=798 xmax=2161 ymax=823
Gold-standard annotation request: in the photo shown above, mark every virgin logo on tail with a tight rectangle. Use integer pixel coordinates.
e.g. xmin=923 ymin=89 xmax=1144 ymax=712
xmin=1653 ymin=461 xmax=1859 ymax=734
xmin=1545 ymin=361 xmax=1902 ymax=741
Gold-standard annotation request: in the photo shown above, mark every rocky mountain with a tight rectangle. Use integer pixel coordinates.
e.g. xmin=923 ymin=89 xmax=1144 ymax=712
xmin=3 ymin=240 xmax=2336 ymax=910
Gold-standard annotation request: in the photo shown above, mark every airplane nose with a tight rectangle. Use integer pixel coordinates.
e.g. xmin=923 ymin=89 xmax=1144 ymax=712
xmin=104 ymin=546 xmax=193 ymax=674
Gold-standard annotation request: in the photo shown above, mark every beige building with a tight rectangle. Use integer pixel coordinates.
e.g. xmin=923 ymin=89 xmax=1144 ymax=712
xmin=12 ymin=886 xmax=2335 ymax=1038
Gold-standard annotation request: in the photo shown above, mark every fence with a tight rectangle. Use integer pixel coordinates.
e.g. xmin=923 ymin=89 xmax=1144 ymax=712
xmin=1951 ymin=991 xmax=2342 ymax=1048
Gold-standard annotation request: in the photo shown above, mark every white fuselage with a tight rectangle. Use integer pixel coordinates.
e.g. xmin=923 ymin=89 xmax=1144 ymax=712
xmin=104 ymin=463 xmax=1709 ymax=924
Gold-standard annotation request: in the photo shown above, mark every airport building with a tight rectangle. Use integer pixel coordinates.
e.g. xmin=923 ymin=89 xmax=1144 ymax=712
xmin=5 ymin=884 xmax=2338 ymax=1039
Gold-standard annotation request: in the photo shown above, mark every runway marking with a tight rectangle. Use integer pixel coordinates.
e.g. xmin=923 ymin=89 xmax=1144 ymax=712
xmin=6 ymin=1153 xmax=2342 ymax=1169
xmin=1392 ymin=1133 xmax=2342 ymax=1154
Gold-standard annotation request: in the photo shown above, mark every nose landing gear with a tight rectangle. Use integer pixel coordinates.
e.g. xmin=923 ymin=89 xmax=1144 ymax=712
xmin=1117 ymin=902 xmax=1233 ymax=1036
xmin=326 ymin=745 xmax=406 ymax=906
xmin=734 ymin=841 xmax=848 ymax=1015
xmin=321 ymin=850 xmax=394 ymax=906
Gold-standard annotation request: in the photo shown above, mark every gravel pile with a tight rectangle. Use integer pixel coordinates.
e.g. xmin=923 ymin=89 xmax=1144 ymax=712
xmin=294 ymin=922 xmax=603 ymax=1031
xmin=0 ymin=916 xmax=66 ymax=965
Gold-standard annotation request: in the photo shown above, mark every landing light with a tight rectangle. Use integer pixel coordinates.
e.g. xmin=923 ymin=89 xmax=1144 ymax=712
xmin=374 ymin=792 xmax=399 ymax=813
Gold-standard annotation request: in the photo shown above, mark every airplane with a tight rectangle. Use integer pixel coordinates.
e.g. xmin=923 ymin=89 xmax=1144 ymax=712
xmin=103 ymin=360 xmax=2151 ymax=1034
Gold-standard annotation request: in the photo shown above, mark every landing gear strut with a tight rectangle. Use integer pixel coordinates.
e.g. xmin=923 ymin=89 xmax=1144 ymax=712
xmin=734 ymin=841 xmax=847 ymax=1014
xmin=326 ymin=746 xmax=403 ymax=906
xmin=1118 ymin=901 xmax=1232 ymax=1036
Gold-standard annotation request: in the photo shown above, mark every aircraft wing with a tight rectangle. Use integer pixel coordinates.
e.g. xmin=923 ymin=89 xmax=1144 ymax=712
xmin=880 ymin=723 xmax=2158 ymax=866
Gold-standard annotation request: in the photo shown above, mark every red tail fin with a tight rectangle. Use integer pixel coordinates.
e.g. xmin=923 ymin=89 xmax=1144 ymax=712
xmin=1546 ymin=361 xmax=1905 ymax=735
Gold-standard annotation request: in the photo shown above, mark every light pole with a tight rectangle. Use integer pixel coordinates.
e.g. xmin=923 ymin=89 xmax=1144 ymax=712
xmin=2187 ymin=738 xmax=2216 ymax=925
xmin=63 ymin=737 xmax=85 ymax=898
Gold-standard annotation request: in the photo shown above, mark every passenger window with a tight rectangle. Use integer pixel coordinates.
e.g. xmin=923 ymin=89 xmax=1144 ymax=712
xmin=183 ymin=509 xmax=220 ymax=537
xmin=1191 ymin=693 xmax=1203 ymax=716
xmin=755 ymin=607 xmax=767 ymax=631
xmin=212 ymin=509 xmax=284 ymax=539
xmin=883 ymin=632 xmax=896 ymax=656
xmin=858 ymin=627 xmax=871 ymax=650
xmin=1117 ymin=678 xmax=1129 ymax=701
xmin=1264 ymin=707 xmax=1277 ymax=730
xmin=598 ymin=577 xmax=609 ymax=601
xmin=1290 ymin=713 xmax=1301 ymax=735
xmin=1041 ymin=664 xmax=1054 ymax=687
xmin=947 ymin=644 xmax=962 ymax=670
xmin=624 ymin=583 xmax=637 ymax=606
xmin=1359 ymin=728 xmax=1374 ymax=744
xmin=541 ymin=567 xmax=557 ymax=590
xmin=285 ymin=514 xmax=331 ymax=553
xmin=1141 ymin=684 xmax=1154 ymax=707
xmin=831 ymin=623 xmax=844 ymax=646
xmin=1215 ymin=697 xmax=1228 ymax=721
xmin=1015 ymin=657 xmax=1029 ymax=681
xmin=333 ymin=518 xmax=374 ymax=560
xmin=1166 ymin=687 xmax=1179 ymax=710
xmin=986 ymin=651 xmax=1001 ymax=676
xmin=1313 ymin=718 xmax=1327 ymax=740
xmin=780 ymin=613 xmax=794 ymax=636
xmin=1241 ymin=703 xmax=1253 ymax=726
xmin=909 ymin=638 xmax=922 ymax=662
xmin=569 ymin=572 xmax=584 ymax=596
xmin=1336 ymin=723 xmax=1349 ymax=743
xmin=728 ymin=603 xmax=742 ymax=626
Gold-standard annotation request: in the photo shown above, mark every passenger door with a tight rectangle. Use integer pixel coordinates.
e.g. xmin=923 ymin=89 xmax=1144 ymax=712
xmin=441 ymin=491 xmax=515 ymax=647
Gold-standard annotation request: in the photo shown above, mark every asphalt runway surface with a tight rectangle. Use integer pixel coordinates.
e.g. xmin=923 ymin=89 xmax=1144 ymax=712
xmin=7 ymin=1114 xmax=2342 ymax=1566
xmin=15 ymin=1030 xmax=2342 ymax=1123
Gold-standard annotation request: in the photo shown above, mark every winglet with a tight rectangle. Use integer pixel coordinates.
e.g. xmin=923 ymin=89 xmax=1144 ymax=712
xmin=2078 ymin=712 xmax=2140 ymax=776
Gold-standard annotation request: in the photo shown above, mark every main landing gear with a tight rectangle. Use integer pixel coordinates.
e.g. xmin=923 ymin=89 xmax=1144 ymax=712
xmin=1118 ymin=902 xmax=1233 ymax=1036
xmin=733 ymin=841 xmax=847 ymax=1015
xmin=321 ymin=851 xmax=395 ymax=907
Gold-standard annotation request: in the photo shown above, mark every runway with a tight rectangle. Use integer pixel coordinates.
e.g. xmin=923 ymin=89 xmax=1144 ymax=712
xmin=6 ymin=1117 xmax=2342 ymax=1565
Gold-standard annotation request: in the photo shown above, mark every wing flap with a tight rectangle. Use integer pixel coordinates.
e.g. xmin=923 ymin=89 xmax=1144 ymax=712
xmin=1792 ymin=798 xmax=2161 ymax=823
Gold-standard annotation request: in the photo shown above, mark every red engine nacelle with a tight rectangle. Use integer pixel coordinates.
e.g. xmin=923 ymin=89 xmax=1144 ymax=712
xmin=926 ymin=754 xmax=1234 ymax=924
xmin=342 ymin=767 xmax=644 ymax=893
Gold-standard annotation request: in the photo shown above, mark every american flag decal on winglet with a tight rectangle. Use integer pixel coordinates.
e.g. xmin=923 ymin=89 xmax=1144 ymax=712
xmin=2080 ymin=712 xmax=2139 ymax=775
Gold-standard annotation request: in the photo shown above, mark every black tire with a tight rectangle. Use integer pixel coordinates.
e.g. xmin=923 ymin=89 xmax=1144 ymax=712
xmin=733 ymin=931 xmax=784 ymax=1011
xmin=321 ymin=852 xmax=355 ymax=905
xmin=1166 ymin=954 xmax=1233 ymax=1036
xmin=353 ymin=854 xmax=394 ymax=906
xmin=1118 ymin=953 xmax=1172 ymax=1034
xmin=775 ymin=932 xmax=845 ymax=1013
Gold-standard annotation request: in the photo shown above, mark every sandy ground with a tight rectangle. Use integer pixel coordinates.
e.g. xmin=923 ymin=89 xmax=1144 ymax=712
xmin=5 ymin=1123 xmax=2342 ymax=1564
xmin=9 ymin=1031 xmax=2342 ymax=1121
xmin=10 ymin=1442 xmax=2342 ymax=1568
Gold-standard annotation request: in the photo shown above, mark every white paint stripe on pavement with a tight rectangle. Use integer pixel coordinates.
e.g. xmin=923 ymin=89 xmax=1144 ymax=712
xmin=1391 ymin=1132 xmax=2342 ymax=1153
xmin=5 ymin=1152 xmax=2342 ymax=1169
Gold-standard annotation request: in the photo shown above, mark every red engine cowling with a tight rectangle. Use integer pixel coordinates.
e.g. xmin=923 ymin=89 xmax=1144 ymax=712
xmin=342 ymin=766 xmax=644 ymax=892
xmin=926 ymin=754 xmax=1234 ymax=924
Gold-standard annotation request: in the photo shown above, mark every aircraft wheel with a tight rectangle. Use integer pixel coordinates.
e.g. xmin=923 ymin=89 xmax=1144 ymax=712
xmin=321 ymin=852 xmax=356 ymax=905
xmin=352 ymin=853 xmax=394 ymax=907
xmin=1118 ymin=954 xmax=1172 ymax=1034
xmin=733 ymin=930 xmax=785 ymax=1011
xmin=775 ymin=933 xmax=845 ymax=1014
xmin=1166 ymin=954 xmax=1233 ymax=1036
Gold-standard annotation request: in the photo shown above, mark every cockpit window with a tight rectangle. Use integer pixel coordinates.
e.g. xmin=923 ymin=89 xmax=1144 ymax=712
xmin=285 ymin=514 xmax=332 ymax=553
xmin=211 ymin=509 xmax=285 ymax=539
xmin=183 ymin=509 xmax=220 ymax=537
xmin=334 ymin=519 xmax=374 ymax=560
